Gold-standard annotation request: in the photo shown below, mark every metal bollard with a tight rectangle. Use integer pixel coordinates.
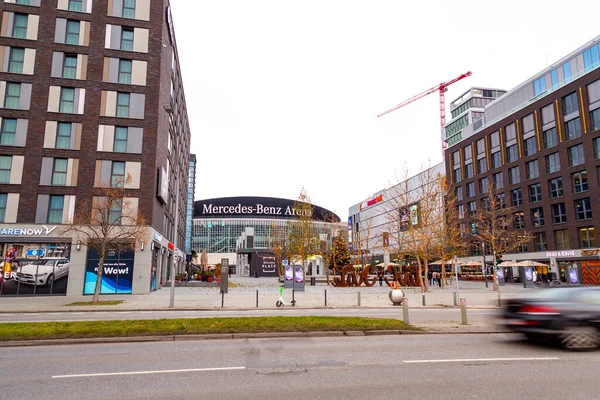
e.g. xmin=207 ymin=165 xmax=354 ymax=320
xmin=460 ymin=297 xmax=467 ymax=325
xmin=422 ymin=291 xmax=426 ymax=306
xmin=221 ymin=292 xmax=224 ymax=308
xmin=358 ymin=291 xmax=361 ymax=306
xmin=325 ymin=289 xmax=327 ymax=306
xmin=454 ymin=291 xmax=458 ymax=306
xmin=403 ymin=298 xmax=409 ymax=324
xmin=497 ymin=292 xmax=502 ymax=307
xmin=256 ymin=290 xmax=259 ymax=308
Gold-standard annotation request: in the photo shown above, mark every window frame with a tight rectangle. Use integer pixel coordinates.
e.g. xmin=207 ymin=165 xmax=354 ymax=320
xmin=55 ymin=122 xmax=72 ymax=149
xmin=549 ymin=177 xmax=563 ymax=198
xmin=51 ymin=158 xmax=68 ymax=186
xmin=59 ymin=87 xmax=75 ymax=113
xmin=118 ymin=59 xmax=132 ymax=84
xmin=511 ymin=188 xmax=522 ymax=207
xmin=65 ymin=19 xmax=81 ymax=45
xmin=47 ymin=195 xmax=64 ymax=224
xmin=113 ymin=126 xmax=128 ymax=152
xmin=572 ymin=171 xmax=588 ymax=193
xmin=564 ymin=118 xmax=582 ymax=141
xmin=552 ymin=203 xmax=567 ymax=224
xmin=68 ymin=0 xmax=83 ymax=12
xmin=531 ymin=207 xmax=545 ymax=227
xmin=543 ymin=127 xmax=558 ymax=149
xmin=579 ymin=227 xmax=596 ymax=249
xmin=110 ymin=161 xmax=126 ymax=187
xmin=62 ymin=53 xmax=78 ymax=79
xmin=0 ymin=156 xmax=12 ymax=183
xmin=546 ymin=152 xmax=561 ymax=174
xmin=120 ymin=27 xmax=134 ymax=51
xmin=8 ymin=47 xmax=25 ymax=74
xmin=122 ymin=0 xmax=136 ymax=19
xmin=0 ymin=118 xmax=17 ymax=146
xmin=116 ymin=92 xmax=130 ymax=117
xmin=574 ymin=197 xmax=593 ymax=220
xmin=12 ymin=13 xmax=28 ymax=39
xmin=568 ymin=144 xmax=585 ymax=167
xmin=554 ymin=229 xmax=570 ymax=250
xmin=0 ymin=193 xmax=6 ymax=223
xmin=4 ymin=82 xmax=21 ymax=109
xmin=529 ymin=182 xmax=542 ymax=203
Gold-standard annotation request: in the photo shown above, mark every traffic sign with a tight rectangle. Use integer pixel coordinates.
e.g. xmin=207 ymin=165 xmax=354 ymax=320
xmin=282 ymin=259 xmax=288 ymax=266
xmin=27 ymin=249 xmax=45 ymax=257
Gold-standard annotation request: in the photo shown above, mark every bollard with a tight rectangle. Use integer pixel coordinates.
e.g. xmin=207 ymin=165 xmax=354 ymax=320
xmin=221 ymin=292 xmax=224 ymax=308
xmin=402 ymin=298 xmax=409 ymax=324
xmin=453 ymin=292 xmax=458 ymax=306
xmin=292 ymin=289 xmax=295 ymax=304
xmin=256 ymin=290 xmax=259 ymax=308
xmin=358 ymin=291 xmax=361 ymax=307
xmin=460 ymin=297 xmax=467 ymax=325
xmin=422 ymin=291 xmax=426 ymax=306
xmin=497 ymin=292 xmax=502 ymax=307
xmin=325 ymin=289 xmax=327 ymax=307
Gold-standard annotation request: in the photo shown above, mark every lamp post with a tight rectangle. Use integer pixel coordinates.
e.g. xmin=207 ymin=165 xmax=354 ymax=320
xmin=482 ymin=241 xmax=488 ymax=288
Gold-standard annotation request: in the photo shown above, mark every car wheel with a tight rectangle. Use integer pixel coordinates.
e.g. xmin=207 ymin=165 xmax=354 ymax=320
xmin=561 ymin=325 xmax=600 ymax=350
xmin=46 ymin=274 xmax=54 ymax=287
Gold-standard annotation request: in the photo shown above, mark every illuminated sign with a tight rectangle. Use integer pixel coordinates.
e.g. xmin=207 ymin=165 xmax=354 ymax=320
xmin=0 ymin=225 xmax=57 ymax=236
xmin=361 ymin=194 xmax=383 ymax=211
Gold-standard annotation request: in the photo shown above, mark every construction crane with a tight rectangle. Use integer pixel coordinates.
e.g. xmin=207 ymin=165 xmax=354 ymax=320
xmin=378 ymin=71 xmax=472 ymax=153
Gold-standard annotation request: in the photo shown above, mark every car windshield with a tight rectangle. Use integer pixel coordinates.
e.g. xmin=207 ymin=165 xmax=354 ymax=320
xmin=31 ymin=259 xmax=58 ymax=266
xmin=526 ymin=287 xmax=581 ymax=302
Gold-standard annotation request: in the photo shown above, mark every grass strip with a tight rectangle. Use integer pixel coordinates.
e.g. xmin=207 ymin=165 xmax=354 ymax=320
xmin=0 ymin=317 xmax=416 ymax=341
xmin=64 ymin=301 xmax=124 ymax=306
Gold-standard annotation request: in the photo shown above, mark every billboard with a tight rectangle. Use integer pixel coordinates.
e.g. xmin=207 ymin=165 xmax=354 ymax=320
xmin=84 ymin=247 xmax=135 ymax=294
xmin=399 ymin=202 xmax=419 ymax=231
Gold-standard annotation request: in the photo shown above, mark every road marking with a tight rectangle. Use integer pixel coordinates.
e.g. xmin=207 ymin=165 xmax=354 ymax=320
xmin=52 ymin=366 xmax=246 ymax=379
xmin=403 ymin=357 xmax=560 ymax=364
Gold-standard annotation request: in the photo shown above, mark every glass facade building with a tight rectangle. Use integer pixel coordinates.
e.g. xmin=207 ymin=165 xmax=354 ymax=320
xmin=185 ymin=154 xmax=196 ymax=255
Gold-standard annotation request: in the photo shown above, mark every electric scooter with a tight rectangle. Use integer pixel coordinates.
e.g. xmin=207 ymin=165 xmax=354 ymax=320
xmin=276 ymin=286 xmax=296 ymax=307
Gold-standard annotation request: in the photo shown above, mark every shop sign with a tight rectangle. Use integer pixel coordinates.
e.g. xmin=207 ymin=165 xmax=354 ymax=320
xmin=546 ymin=250 xmax=576 ymax=258
xmin=360 ymin=194 xmax=383 ymax=211
xmin=581 ymin=249 xmax=600 ymax=257
xmin=0 ymin=225 xmax=57 ymax=236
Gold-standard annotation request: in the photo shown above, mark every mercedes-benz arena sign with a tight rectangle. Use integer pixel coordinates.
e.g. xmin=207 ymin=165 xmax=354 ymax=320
xmin=194 ymin=196 xmax=340 ymax=222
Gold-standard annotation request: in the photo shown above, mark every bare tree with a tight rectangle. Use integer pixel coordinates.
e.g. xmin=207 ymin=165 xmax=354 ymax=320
xmin=58 ymin=180 xmax=147 ymax=303
xmin=267 ymin=221 xmax=287 ymax=277
xmin=471 ymin=183 xmax=533 ymax=291
xmin=285 ymin=188 xmax=319 ymax=271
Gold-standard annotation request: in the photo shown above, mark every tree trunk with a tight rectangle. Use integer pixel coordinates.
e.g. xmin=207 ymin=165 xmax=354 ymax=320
xmin=417 ymin=258 xmax=426 ymax=292
xmin=93 ymin=251 xmax=105 ymax=304
xmin=441 ymin=259 xmax=447 ymax=289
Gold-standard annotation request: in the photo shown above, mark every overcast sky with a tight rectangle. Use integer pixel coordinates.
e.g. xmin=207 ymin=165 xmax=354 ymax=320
xmin=170 ymin=0 xmax=600 ymax=222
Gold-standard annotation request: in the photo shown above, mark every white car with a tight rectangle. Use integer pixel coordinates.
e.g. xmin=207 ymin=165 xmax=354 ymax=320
xmin=16 ymin=258 xmax=70 ymax=286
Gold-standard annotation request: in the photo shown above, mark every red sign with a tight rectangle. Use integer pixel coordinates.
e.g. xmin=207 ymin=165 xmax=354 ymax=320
xmin=366 ymin=194 xmax=383 ymax=207
xmin=168 ymin=242 xmax=174 ymax=251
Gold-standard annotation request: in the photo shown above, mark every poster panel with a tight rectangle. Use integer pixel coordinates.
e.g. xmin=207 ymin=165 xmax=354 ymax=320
xmin=84 ymin=247 xmax=135 ymax=295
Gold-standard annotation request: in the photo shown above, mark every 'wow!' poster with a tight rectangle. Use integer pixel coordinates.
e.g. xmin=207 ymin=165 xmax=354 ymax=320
xmin=84 ymin=247 xmax=135 ymax=294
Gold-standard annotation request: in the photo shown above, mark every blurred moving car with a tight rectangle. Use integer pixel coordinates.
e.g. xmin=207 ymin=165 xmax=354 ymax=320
xmin=15 ymin=257 xmax=70 ymax=286
xmin=503 ymin=287 xmax=600 ymax=350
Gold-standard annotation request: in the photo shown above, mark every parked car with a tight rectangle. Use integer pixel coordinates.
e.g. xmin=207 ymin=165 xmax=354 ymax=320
xmin=502 ymin=286 xmax=600 ymax=350
xmin=15 ymin=257 xmax=70 ymax=286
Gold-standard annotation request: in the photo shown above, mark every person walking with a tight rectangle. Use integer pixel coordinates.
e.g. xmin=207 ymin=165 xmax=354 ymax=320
xmin=427 ymin=270 xmax=433 ymax=286
xmin=378 ymin=269 xmax=384 ymax=286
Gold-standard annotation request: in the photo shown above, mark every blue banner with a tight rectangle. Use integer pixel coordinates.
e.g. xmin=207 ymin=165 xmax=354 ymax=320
xmin=84 ymin=248 xmax=135 ymax=295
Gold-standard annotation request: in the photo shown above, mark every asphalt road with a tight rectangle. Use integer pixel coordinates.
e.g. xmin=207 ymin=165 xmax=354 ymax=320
xmin=0 ymin=307 xmax=499 ymax=324
xmin=1 ymin=333 xmax=598 ymax=399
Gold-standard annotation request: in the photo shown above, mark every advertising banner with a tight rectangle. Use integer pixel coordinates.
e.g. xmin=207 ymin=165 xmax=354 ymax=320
xmin=284 ymin=265 xmax=294 ymax=289
xmin=496 ymin=266 xmax=505 ymax=286
xmin=84 ymin=248 xmax=135 ymax=294
xmin=522 ymin=266 xmax=534 ymax=288
xmin=293 ymin=265 xmax=305 ymax=292
xmin=567 ymin=265 xmax=580 ymax=285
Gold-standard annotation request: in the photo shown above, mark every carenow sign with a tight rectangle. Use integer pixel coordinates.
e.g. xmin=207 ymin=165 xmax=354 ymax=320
xmin=0 ymin=225 xmax=57 ymax=236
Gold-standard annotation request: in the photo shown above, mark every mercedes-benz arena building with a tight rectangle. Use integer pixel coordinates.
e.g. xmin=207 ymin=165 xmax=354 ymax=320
xmin=191 ymin=197 xmax=341 ymax=277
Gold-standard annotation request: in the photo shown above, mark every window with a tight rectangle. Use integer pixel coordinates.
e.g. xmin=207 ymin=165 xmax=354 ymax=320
xmin=120 ymin=28 xmax=134 ymax=51
xmin=523 ymin=137 xmax=537 ymax=156
xmin=493 ymin=172 xmax=503 ymax=189
xmin=481 ymin=197 xmax=490 ymax=211
xmin=580 ymin=227 xmax=596 ymax=248
xmin=68 ymin=0 xmax=83 ymax=11
xmin=496 ymin=193 xmax=505 ymax=209
xmin=110 ymin=161 xmax=125 ymax=187
xmin=51 ymin=158 xmax=68 ymax=185
xmin=113 ymin=127 xmax=128 ymax=152
xmin=595 ymin=136 xmax=600 ymax=159
xmin=563 ymin=62 xmax=572 ymax=83
xmin=468 ymin=201 xmax=476 ymax=216
xmin=574 ymin=198 xmax=592 ymax=220
xmin=529 ymin=183 xmax=542 ymax=203
xmin=16 ymin=0 xmax=30 ymax=4
xmin=572 ymin=171 xmax=588 ymax=193
xmin=554 ymin=230 xmax=570 ymax=250
xmin=8 ymin=48 xmax=24 ymax=74
xmin=565 ymin=118 xmax=582 ymax=140
xmin=552 ymin=203 xmax=567 ymax=224
xmin=583 ymin=45 xmax=600 ymax=73
xmin=511 ymin=188 xmax=522 ymax=207
xmin=47 ymin=195 xmax=64 ymax=224
xmin=116 ymin=92 xmax=130 ymax=117
xmin=549 ymin=177 xmax=563 ymax=198
xmin=477 ymin=157 xmax=487 ymax=174
xmin=563 ymin=92 xmax=579 ymax=115
xmin=65 ymin=20 xmax=80 ymax=45
xmin=0 ymin=156 xmax=11 ymax=183
xmin=56 ymin=122 xmax=72 ymax=149
xmin=471 ymin=242 xmax=481 ymax=256
xmin=452 ymin=167 xmax=462 ymax=183
xmin=466 ymin=182 xmax=475 ymax=198
xmin=531 ymin=207 xmax=545 ymax=227
xmin=457 ymin=204 xmax=464 ymax=220
xmin=59 ymin=87 xmax=75 ymax=113
xmin=109 ymin=199 xmax=123 ymax=224
xmin=517 ymin=239 xmax=528 ymax=253
xmin=506 ymin=145 xmax=518 ymax=163
xmin=465 ymin=163 xmax=473 ymax=179
xmin=4 ymin=83 xmax=21 ymax=109
xmin=568 ymin=144 xmax=584 ymax=166
xmin=12 ymin=13 xmax=28 ymax=39
xmin=123 ymin=0 xmax=136 ymax=18
xmin=514 ymin=212 xmax=525 ymax=229
xmin=526 ymin=160 xmax=539 ymax=179
xmin=546 ymin=152 xmax=560 ymax=173
xmin=0 ymin=194 xmax=6 ymax=223
xmin=544 ymin=128 xmax=558 ymax=149
xmin=479 ymin=177 xmax=488 ymax=194
xmin=491 ymin=151 xmax=501 ymax=169
xmin=509 ymin=166 xmax=520 ymax=185
xmin=550 ymin=69 xmax=559 ymax=91
xmin=0 ymin=118 xmax=17 ymax=146
xmin=534 ymin=76 xmax=546 ymax=97
xmin=118 ymin=60 xmax=132 ymax=84
xmin=592 ymin=109 xmax=600 ymax=132
xmin=62 ymin=54 xmax=77 ymax=79
xmin=534 ymin=232 xmax=548 ymax=251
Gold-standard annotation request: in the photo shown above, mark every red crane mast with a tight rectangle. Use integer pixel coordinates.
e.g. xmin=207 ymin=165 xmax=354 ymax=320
xmin=378 ymin=71 xmax=472 ymax=153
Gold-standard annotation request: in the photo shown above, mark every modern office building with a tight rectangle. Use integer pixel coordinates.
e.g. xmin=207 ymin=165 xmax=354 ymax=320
xmin=185 ymin=154 xmax=196 ymax=255
xmin=446 ymin=35 xmax=600 ymax=284
xmin=0 ymin=0 xmax=191 ymax=296
xmin=348 ymin=162 xmax=445 ymax=265
xmin=191 ymin=196 xmax=342 ymax=277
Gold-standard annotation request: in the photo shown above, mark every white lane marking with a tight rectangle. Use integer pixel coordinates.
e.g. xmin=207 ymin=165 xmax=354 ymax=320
xmin=403 ymin=357 xmax=560 ymax=364
xmin=52 ymin=366 xmax=246 ymax=379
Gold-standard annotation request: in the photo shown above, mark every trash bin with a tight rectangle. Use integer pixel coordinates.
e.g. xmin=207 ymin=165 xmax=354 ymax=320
xmin=310 ymin=276 xmax=316 ymax=286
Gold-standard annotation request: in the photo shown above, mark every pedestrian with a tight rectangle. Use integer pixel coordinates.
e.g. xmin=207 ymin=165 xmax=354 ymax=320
xmin=378 ymin=269 xmax=384 ymax=286
xmin=427 ymin=270 xmax=433 ymax=286
xmin=436 ymin=272 xmax=442 ymax=287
